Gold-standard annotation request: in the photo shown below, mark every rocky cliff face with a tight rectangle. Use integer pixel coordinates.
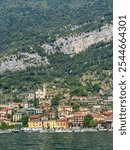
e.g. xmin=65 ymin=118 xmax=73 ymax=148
xmin=0 ymin=52 xmax=49 ymax=73
xmin=42 ymin=24 xmax=112 ymax=55
xmin=0 ymin=24 xmax=112 ymax=73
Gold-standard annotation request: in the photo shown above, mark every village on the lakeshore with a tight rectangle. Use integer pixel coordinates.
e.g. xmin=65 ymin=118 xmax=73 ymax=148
xmin=0 ymin=84 xmax=113 ymax=133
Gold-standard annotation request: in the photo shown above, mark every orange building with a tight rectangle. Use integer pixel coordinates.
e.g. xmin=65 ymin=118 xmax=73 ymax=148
xmin=57 ymin=118 xmax=68 ymax=129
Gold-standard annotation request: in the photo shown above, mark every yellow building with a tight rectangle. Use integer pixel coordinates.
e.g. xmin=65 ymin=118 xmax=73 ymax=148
xmin=28 ymin=120 xmax=43 ymax=128
xmin=43 ymin=120 xmax=57 ymax=129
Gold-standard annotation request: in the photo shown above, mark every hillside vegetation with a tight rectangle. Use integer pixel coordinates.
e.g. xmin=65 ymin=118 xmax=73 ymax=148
xmin=0 ymin=0 xmax=112 ymax=53
xmin=0 ymin=0 xmax=113 ymax=100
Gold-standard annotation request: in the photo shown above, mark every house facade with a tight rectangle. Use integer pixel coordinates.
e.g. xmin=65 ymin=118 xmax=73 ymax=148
xmin=28 ymin=120 xmax=43 ymax=128
xmin=43 ymin=120 xmax=57 ymax=129
xmin=13 ymin=113 xmax=24 ymax=122
xmin=57 ymin=118 xmax=68 ymax=129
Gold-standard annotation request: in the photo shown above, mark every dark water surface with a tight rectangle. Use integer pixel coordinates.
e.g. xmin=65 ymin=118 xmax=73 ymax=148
xmin=0 ymin=132 xmax=112 ymax=150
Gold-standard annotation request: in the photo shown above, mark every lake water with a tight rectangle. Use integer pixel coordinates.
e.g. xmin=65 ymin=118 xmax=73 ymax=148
xmin=0 ymin=132 xmax=112 ymax=150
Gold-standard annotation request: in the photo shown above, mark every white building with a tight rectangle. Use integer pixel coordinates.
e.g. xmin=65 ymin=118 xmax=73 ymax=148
xmin=35 ymin=84 xmax=47 ymax=99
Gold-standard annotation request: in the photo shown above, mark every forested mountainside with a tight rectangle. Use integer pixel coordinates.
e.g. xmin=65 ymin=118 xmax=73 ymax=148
xmin=0 ymin=0 xmax=112 ymax=53
xmin=0 ymin=0 xmax=113 ymax=100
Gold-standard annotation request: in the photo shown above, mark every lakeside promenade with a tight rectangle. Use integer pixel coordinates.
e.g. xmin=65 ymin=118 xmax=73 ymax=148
xmin=0 ymin=127 xmax=113 ymax=134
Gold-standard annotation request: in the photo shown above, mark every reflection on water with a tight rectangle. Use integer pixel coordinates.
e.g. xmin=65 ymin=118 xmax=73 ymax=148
xmin=0 ymin=132 xmax=112 ymax=150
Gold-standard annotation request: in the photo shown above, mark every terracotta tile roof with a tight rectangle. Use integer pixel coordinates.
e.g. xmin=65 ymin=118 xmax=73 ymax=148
xmin=2 ymin=108 xmax=12 ymax=111
xmin=57 ymin=118 xmax=67 ymax=122
xmin=28 ymin=120 xmax=42 ymax=122
xmin=30 ymin=115 xmax=41 ymax=119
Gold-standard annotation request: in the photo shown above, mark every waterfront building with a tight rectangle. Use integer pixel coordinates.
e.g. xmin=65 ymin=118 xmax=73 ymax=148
xmin=66 ymin=116 xmax=74 ymax=127
xmin=28 ymin=120 xmax=43 ymax=128
xmin=43 ymin=120 xmax=57 ymax=129
xmin=28 ymin=114 xmax=42 ymax=128
xmin=104 ymin=116 xmax=113 ymax=129
xmin=57 ymin=118 xmax=68 ymax=129
xmin=73 ymin=113 xmax=85 ymax=127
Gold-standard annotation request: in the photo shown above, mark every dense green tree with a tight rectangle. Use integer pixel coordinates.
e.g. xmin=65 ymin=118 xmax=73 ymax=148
xmin=83 ymin=114 xmax=93 ymax=127
xmin=72 ymin=102 xmax=80 ymax=112
xmin=34 ymin=97 xmax=39 ymax=108
xmin=17 ymin=115 xmax=29 ymax=127
xmin=93 ymin=84 xmax=100 ymax=93
xmin=51 ymin=94 xmax=62 ymax=107
xmin=51 ymin=97 xmax=59 ymax=107
xmin=89 ymin=119 xmax=98 ymax=128
xmin=0 ymin=0 xmax=112 ymax=52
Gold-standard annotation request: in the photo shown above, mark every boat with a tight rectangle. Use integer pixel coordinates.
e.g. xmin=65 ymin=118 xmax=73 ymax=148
xmin=11 ymin=129 xmax=21 ymax=133
xmin=97 ymin=126 xmax=108 ymax=132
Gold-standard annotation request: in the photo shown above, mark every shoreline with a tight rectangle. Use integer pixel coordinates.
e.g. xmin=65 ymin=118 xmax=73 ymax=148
xmin=0 ymin=128 xmax=113 ymax=134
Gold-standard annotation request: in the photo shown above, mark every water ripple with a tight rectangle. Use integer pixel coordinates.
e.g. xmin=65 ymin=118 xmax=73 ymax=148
xmin=0 ymin=132 xmax=113 ymax=150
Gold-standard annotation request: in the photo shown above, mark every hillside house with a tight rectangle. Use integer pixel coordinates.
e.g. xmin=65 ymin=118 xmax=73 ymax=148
xmin=13 ymin=113 xmax=24 ymax=122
